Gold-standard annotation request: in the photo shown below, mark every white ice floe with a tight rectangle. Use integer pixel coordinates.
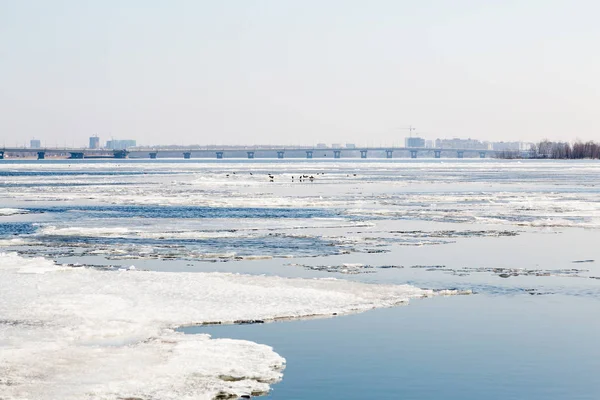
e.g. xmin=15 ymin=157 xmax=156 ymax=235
xmin=0 ymin=208 xmax=29 ymax=216
xmin=34 ymin=221 xmax=366 ymax=240
xmin=0 ymin=238 xmax=30 ymax=247
xmin=0 ymin=252 xmax=467 ymax=400
xmin=37 ymin=226 xmax=132 ymax=237
xmin=237 ymin=255 xmax=273 ymax=260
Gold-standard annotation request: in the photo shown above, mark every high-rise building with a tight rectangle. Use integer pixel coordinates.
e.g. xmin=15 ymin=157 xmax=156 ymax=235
xmin=434 ymin=138 xmax=490 ymax=150
xmin=492 ymin=141 xmax=533 ymax=152
xmin=89 ymin=136 xmax=100 ymax=149
xmin=106 ymin=139 xmax=137 ymax=149
xmin=30 ymin=139 xmax=41 ymax=148
xmin=405 ymin=137 xmax=425 ymax=147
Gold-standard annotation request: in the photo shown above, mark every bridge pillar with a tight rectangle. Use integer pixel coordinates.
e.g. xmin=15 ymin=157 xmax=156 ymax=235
xmin=277 ymin=151 xmax=285 ymax=159
xmin=306 ymin=150 xmax=313 ymax=159
xmin=149 ymin=152 xmax=157 ymax=159
xmin=434 ymin=150 xmax=441 ymax=158
xmin=479 ymin=151 xmax=486 ymax=158
xmin=183 ymin=152 xmax=191 ymax=159
xmin=37 ymin=151 xmax=45 ymax=160
xmin=457 ymin=151 xmax=464 ymax=159
xmin=0 ymin=151 xmax=4 ymax=160
xmin=360 ymin=150 xmax=367 ymax=159
xmin=216 ymin=151 xmax=224 ymax=159
xmin=247 ymin=151 xmax=255 ymax=159
xmin=334 ymin=150 xmax=341 ymax=159
xmin=114 ymin=150 xmax=129 ymax=159
xmin=69 ymin=152 xmax=84 ymax=159
xmin=386 ymin=150 xmax=393 ymax=159
xmin=410 ymin=150 xmax=418 ymax=159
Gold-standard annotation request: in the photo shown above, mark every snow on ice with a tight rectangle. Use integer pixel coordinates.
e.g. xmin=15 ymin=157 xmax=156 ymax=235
xmin=0 ymin=252 xmax=467 ymax=400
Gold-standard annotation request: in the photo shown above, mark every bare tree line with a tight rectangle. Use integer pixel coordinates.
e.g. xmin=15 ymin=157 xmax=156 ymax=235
xmin=496 ymin=140 xmax=600 ymax=159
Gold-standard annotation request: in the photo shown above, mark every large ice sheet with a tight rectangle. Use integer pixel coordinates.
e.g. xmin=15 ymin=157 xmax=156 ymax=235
xmin=0 ymin=252 xmax=465 ymax=400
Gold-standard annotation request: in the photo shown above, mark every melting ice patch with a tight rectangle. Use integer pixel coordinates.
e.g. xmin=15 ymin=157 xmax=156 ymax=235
xmin=30 ymin=226 xmax=352 ymax=261
xmin=0 ymin=252 xmax=467 ymax=400
xmin=38 ymin=226 xmax=133 ymax=237
xmin=27 ymin=219 xmax=379 ymax=261
xmin=0 ymin=208 xmax=29 ymax=216
xmin=288 ymin=262 xmax=405 ymax=274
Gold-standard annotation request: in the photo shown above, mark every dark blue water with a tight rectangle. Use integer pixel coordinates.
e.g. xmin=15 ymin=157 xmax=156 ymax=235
xmin=2 ymin=207 xmax=351 ymax=259
xmin=24 ymin=205 xmax=341 ymax=219
xmin=1 ymin=182 xmax=132 ymax=187
xmin=0 ymin=222 xmax=37 ymax=237
xmin=183 ymin=294 xmax=600 ymax=400
xmin=0 ymin=170 xmax=170 ymax=176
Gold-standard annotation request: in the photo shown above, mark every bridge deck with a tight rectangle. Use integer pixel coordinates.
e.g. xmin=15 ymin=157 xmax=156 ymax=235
xmin=0 ymin=147 xmax=497 ymax=159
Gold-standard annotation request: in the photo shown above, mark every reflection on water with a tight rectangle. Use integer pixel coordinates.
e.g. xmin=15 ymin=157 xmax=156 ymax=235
xmin=184 ymin=295 xmax=600 ymax=400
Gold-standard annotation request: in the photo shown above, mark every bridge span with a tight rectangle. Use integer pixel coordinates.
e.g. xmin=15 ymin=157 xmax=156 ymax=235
xmin=0 ymin=146 xmax=496 ymax=160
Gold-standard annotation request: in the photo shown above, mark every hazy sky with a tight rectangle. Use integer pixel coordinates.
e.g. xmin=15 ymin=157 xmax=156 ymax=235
xmin=1 ymin=0 xmax=599 ymax=147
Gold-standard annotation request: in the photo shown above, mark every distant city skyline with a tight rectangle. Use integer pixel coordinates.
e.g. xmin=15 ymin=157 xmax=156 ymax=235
xmin=2 ymin=134 xmax=593 ymax=150
xmin=5 ymin=134 xmax=542 ymax=152
xmin=1 ymin=1 xmax=599 ymax=146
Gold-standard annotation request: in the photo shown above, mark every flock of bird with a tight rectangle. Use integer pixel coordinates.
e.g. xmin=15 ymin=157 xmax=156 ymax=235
xmin=221 ymin=171 xmax=359 ymax=182
xmin=222 ymin=171 xmax=337 ymax=182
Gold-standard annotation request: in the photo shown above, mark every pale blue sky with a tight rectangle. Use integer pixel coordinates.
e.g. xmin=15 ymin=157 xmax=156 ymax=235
xmin=1 ymin=0 xmax=598 ymax=146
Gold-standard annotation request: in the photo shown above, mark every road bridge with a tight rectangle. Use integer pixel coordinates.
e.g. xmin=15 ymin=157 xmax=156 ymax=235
xmin=0 ymin=146 xmax=497 ymax=160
